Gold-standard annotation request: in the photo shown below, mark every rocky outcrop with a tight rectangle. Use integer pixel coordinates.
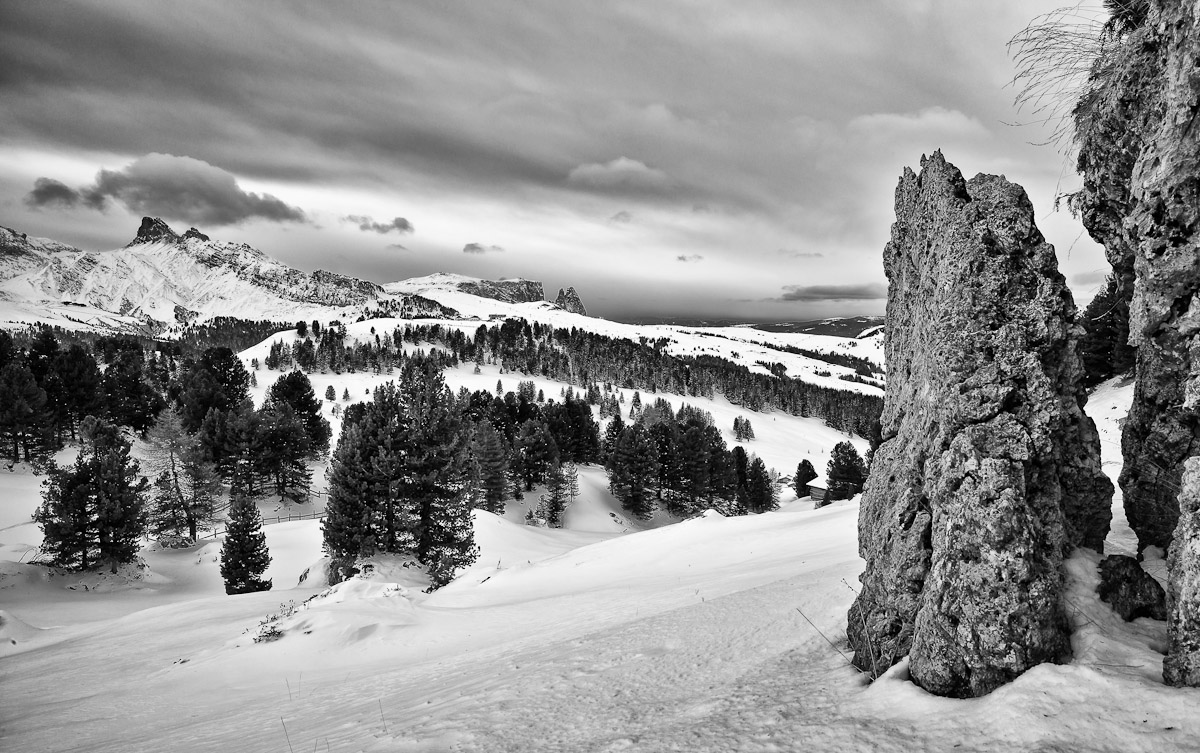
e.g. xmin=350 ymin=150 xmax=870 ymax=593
xmin=454 ymin=278 xmax=544 ymax=304
xmin=1166 ymin=458 xmax=1200 ymax=685
xmin=127 ymin=216 xmax=179 ymax=246
xmin=847 ymin=151 xmax=1112 ymax=698
xmin=1098 ymin=554 xmax=1167 ymax=621
xmin=554 ymin=287 xmax=587 ymax=315
xmin=1078 ymin=0 xmax=1200 ymax=686
xmin=1074 ymin=3 xmax=1198 ymax=556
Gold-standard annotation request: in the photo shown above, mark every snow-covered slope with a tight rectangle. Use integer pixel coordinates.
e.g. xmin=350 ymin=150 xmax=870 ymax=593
xmin=0 ymin=220 xmax=381 ymax=329
xmin=4 ymin=377 xmax=1196 ymax=752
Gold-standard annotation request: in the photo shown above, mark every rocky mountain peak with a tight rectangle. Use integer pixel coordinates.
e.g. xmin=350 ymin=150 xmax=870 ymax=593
xmin=181 ymin=227 xmax=210 ymax=242
xmin=554 ymin=286 xmax=587 ymax=316
xmin=127 ymin=217 xmax=180 ymax=247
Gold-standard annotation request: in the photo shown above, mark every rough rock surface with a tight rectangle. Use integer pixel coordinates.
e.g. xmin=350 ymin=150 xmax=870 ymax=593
xmin=847 ymin=151 xmax=1112 ymax=698
xmin=1166 ymin=458 xmax=1200 ymax=685
xmin=1074 ymin=2 xmax=1199 ymax=555
xmin=454 ymin=278 xmax=544 ymax=304
xmin=554 ymin=286 xmax=587 ymax=315
xmin=127 ymin=216 xmax=179 ymax=246
xmin=1097 ymin=554 xmax=1168 ymax=621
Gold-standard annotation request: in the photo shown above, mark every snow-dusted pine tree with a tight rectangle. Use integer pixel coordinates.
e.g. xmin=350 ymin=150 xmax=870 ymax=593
xmin=220 ymin=493 xmax=272 ymax=595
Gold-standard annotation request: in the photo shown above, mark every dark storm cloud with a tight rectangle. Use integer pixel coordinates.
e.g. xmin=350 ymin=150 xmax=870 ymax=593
xmin=345 ymin=215 xmax=414 ymax=234
xmin=775 ymin=283 xmax=886 ymax=302
xmin=60 ymin=154 xmax=306 ymax=226
xmin=463 ymin=243 xmax=504 ymax=254
xmin=676 ymin=254 xmax=703 ymax=263
xmin=24 ymin=178 xmax=82 ymax=209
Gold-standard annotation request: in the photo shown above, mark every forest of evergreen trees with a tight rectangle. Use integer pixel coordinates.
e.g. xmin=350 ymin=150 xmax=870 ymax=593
xmin=8 ymin=312 xmax=882 ymax=590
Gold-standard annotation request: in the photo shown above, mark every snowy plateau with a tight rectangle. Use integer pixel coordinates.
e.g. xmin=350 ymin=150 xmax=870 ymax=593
xmin=0 ymin=223 xmax=1193 ymax=753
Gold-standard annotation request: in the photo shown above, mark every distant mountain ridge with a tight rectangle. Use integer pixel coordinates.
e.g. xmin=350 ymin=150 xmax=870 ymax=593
xmin=0 ymin=218 xmax=587 ymax=332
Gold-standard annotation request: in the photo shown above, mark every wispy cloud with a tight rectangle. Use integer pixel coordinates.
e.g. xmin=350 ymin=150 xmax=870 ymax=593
xmin=464 ymin=242 xmax=504 ymax=254
xmin=344 ymin=215 xmax=413 ymax=234
xmin=773 ymin=283 xmax=886 ymax=301
xmin=567 ymin=157 xmax=669 ymax=192
xmin=676 ymin=254 xmax=704 ymax=263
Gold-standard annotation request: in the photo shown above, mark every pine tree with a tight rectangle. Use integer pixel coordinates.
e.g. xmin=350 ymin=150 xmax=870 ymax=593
xmin=53 ymin=344 xmax=102 ymax=440
xmin=601 ymin=414 xmax=625 ymax=462
xmin=0 ymin=362 xmax=50 ymax=463
xmin=325 ymin=384 xmax=336 ymax=401
xmin=146 ymin=410 xmax=221 ymax=540
xmin=678 ymin=425 xmax=711 ymax=514
xmin=84 ymin=418 xmax=150 ymax=572
xmin=33 ymin=458 xmax=94 ymax=569
xmin=472 ymin=420 xmax=509 ymax=513
xmin=795 ymin=459 xmax=818 ymax=497
xmin=255 ymin=403 xmax=312 ymax=503
xmin=512 ymin=419 xmax=559 ymax=492
xmin=826 ymin=441 xmax=868 ymax=501
xmin=744 ymin=457 xmax=778 ymax=513
xmin=102 ymin=350 xmax=164 ymax=432
xmin=608 ymin=424 xmax=658 ymax=519
xmin=34 ymin=417 xmax=149 ymax=572
xmin=265 ymin=370 xmax=331 ymax=455
xmin=422 ymin=484 xmax=478 ymax=590
xmin=539 ymin=462 xmax=573 ymax=527
xmin=220 ymin=493 xmax=272 ymax=594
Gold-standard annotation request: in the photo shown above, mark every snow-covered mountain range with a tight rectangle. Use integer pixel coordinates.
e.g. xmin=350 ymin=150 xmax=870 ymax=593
xmin=0 ymin=218 xmax=561 ymax=332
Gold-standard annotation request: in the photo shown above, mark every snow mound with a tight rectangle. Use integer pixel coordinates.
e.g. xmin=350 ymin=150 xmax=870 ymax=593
xmin=239 ymin=556 xmax=428 ymax=647
xmin=0 ymin=609 xmax=40 ymax=655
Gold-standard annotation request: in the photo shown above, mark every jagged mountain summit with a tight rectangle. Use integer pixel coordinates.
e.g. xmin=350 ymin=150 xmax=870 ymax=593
xmin=0 ymin=219 xmax=586 ymax=332
xmin=554 ymin=286 xmax=587 ymax=316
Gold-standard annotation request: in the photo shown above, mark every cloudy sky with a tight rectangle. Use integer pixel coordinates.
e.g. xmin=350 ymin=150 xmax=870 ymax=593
xmin=0 ymin=1 xmax=1111 ymax=321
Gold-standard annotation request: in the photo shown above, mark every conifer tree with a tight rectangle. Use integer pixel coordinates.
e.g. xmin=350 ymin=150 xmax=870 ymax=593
xmin=53 ymin=344 xmax=102 ymax=440
xmin=744 ymin=456 xmax=778 ymax=513
xmin=146 ymin=410 xmax=221 ymax=540
xmin=342 ymin=387 xmax=350 ymax=401
xmin=220 ymin=493 xmax=272 ymax=594
xmin=795 ymin=459 xmax=818 ymax=497
xmin=608 ymin=424 xmax=658 ymax=519
xmin=0 ymin=362 xmax=50 ymax=463
xmin=34 ymin=417 xmax=149 ymax=572
xmin=601 ymin=413 xmax=625 ymax=462
xmin=265 ymin=370 xmax=331 ymax=455
xmin=539 ymin=462 xmax=575 ymax=527
xmin=512 ymin=419 xmax=559 ymax=492
xmin=472 ymin=420 xmax=509 ymax=513
xmin=325 ymin=384 xmax=336 ymax=401
xmin=826 ymin=441 xmax=867 ymax=501
xmin=102 ymin=350 xmax=164 ymax=432
xmin=254 ymin=403 xmax=312 ymax=503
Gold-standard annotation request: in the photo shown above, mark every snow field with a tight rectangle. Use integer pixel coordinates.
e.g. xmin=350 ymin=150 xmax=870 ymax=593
xmin=4 ymin=346 xmax=1188 ymax=751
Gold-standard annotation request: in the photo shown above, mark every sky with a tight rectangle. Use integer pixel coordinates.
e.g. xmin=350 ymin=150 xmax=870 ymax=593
xmin=0 ymin=1 xmax=1113 ymax=322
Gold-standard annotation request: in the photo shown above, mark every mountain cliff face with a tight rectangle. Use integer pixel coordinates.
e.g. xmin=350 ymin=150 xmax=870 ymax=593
xmin=554 ymin=286 xmax=587 ymax=315
xmin=847 ymin=152 xmax=1110 ymax=698
xmin=454 ymin=277 xmax=544 ymax=304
